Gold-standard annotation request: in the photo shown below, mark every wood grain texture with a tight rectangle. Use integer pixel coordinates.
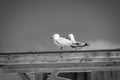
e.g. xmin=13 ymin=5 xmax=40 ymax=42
xmin=0 ymin=49 xmax=120 ymax=73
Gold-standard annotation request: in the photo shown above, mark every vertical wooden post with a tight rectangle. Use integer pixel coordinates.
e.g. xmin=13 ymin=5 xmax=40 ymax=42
xmin=87 ymin=72 xmax=91 ymax=80
xmin=18 ymin=73 xmax=31 ymax=80
xmin=91 ymin=71 xmax=95 ymax=80
xmin=35 ymin=72 xmax=44 ymax=80
xmin=117 ymin=71 xmax=120 ymax=80
xmin=76 ymin=73 xmax=84 ymax=80
xmin=47 ymin=70 xmax=58 ymax=80
xmin=91 ymin=71 xmax=120 ymax=80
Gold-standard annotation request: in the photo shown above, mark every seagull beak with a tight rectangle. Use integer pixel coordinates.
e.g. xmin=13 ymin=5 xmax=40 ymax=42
xmin=50 ymin=36 xmax=53 ymax=38
xmin=87 ymin=43 xmax=90 ymax=46
xmin=85 ymin=43 xmax=90 ymax=46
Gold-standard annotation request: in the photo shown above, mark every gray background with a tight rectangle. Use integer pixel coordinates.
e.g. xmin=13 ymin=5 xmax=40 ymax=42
xmin=0 ymin=0 xmax=120 ymax=80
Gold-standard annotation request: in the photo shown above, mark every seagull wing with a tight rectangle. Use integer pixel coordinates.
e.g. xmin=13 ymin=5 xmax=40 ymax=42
xmin=65 ymin=37 xmax=71 ymax=40
xmin=57 ymin=37 xmax=72 ymax=46
xmin=54 ymin=39 xmax=63 ymax=46
xmin=71 ymin=41 xmax=88 ymax=48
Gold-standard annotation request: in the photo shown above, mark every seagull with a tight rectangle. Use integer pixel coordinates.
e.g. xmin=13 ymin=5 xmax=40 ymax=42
xmin=51 ymin=34 xmax=73 ymax=51
xmin=51 ymin=34 xmax=74 ymax=58
xmin=68 ymin=34 xmax=89 ymax=50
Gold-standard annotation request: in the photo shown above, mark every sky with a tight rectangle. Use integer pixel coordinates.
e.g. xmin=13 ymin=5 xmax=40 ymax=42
xmin=0 ymin=0 xmax=120 ymax=80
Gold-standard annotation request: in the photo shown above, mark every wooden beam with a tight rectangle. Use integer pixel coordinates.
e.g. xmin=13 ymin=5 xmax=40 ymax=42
xmin=2 ymin=62 xmax=120 ymax=73
xmin=0 ymin=51 xmax=120 ymax=65
xmin=0 ymin=48 xmax=120 ymax=55
xmin=2 ymin=62 xmax=120 ymax=69
xmin=47 ymin=70 xmax=71 ymax=80
xmin=91 ymin=71 xmax=120 ymax=80
xmin=47 ymin=76 xmax=71 ymax=80
xmin=0 ymin=48 xmax=120 ymax=73
xmin=18 ymin=73 xmax=31 ymax=80
xmin=35 ymin=72 xmax=44 ymax=80
xmin=3 ymin=66 xmax=120 ymax=73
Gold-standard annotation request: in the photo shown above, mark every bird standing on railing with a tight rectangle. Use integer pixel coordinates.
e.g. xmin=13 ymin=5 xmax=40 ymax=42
xmin=51 ymin=34 xmax=73 ymax=51
xmin=50 ymin=33 xmax=89 ymax=52
xmin=50 ymin=34 xmax=73 ymax=57
xmin=68 ymin=34 xmax=89 ymax=50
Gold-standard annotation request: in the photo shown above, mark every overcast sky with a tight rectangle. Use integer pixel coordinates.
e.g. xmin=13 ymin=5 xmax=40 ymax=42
xmin=0 ymin=0 xmax=120 ymax=52
xmin=0 ymin=0 xmax=120 ymax=80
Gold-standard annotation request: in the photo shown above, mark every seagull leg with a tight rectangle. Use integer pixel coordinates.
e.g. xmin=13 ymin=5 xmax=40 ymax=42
xmin=60 ymin=47 xmax=63 ymax=51
xmin=59 ymin=47 xmax=63 ymax=58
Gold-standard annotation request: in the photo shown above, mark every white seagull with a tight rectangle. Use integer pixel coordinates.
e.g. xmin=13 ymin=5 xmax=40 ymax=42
xmin=51 ymin=34 xmax=73 ymax=51
xmin=68 ymin=34 xmax=89 ymax=50
xmin=51 ymin=34 xmax=75 ymax=58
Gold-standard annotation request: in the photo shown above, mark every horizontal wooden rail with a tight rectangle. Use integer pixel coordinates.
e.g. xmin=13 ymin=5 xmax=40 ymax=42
xmin=2 ymin=62 xmax=120 ymax=73
xmin=0 ymin=48 xmax=120 ymax=73
xmin=0 ymin=48 xmax=120 ymax=55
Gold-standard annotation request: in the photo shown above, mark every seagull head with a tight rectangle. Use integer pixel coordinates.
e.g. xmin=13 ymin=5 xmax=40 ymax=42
xmin=50 ymin=34 xmax=60 ymax=39
xmin=68 ymin=34 xmax=74 ymax=37
xmin=68 ymin=34 xmax=76 ymax=43
xmin=68 ymin=34 xmax=74 ymax=39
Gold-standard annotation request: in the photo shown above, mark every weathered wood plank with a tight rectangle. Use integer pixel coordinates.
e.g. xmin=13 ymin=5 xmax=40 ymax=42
xmin=0 ymin=48 xmax=120 ymax=55
xmin=3 ymin=66 xmax=120 ymax=73
xmin=35 ymin=72 xmax=44 ymax=80
xmin=18 ymin=73 xmax=31 ymax=80
xmin=1 ymin=57 xmax=120 ymax=65
xmin=91 ymin=71 xmax=120 ymax=80
xmin=46 ymin=70 xmax=71 ymax=80
xmin=0 ymin=51 xmax=120 ymax=65
xmin=2 ymin=62 xmax=120 ymax=73
xmin=47 ymin=76 xmax=71 ymax=80
xmin=2 ymin=62 xmax=120 ymax=69
xmin=0 ymin=49 xmax=120 ymax=74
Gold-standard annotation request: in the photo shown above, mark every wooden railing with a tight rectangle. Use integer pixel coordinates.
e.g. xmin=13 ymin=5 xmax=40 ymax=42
xmin=0 ymin=48 xmax=119 ymax=73
xmin=0 ymin=48 xmax=120 ymax=80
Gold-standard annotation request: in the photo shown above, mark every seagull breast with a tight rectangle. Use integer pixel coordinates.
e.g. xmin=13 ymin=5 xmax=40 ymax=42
xmin=52 ymin=34 xmax=73 ymax=47
xmin=54 ymin=37 xmax=72 ymax=46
